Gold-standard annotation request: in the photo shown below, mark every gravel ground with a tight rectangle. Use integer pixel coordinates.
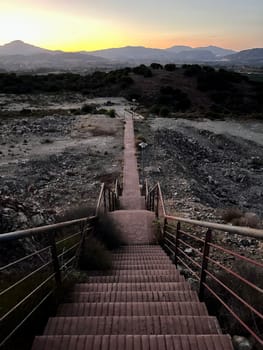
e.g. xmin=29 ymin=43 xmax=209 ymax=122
xmin=0 ymin=95 xmax=126 ymax=233
xmin=135 ymin=117 xmax=263 ymax=225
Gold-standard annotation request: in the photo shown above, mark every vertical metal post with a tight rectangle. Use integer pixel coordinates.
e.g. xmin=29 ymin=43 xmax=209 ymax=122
xmin=108 ymin=188 xmax=111 ymax=211
xmin=152 ymin=191 xmax=155 ymax=212
xmin=49 ymin=232 xmax=61 ymax=287
xmin=155 ymin=189 xmax=159 ymax=218
xmin=199 ymin=228 xmax=212 ymax=301
xmin=174 ymin=222 xmax=181 ymax=267
xmin=103 ymin=189 xmax=107 ymax=213
xmin=163 ymin=217 xmax=167 ymax=243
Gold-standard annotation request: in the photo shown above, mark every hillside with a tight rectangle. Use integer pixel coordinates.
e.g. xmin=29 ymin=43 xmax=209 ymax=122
xmin=0 ymin=64 xmax=262 ymax=117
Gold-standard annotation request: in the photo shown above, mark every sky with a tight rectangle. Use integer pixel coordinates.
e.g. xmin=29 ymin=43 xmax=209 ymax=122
xmin=0 ymin=0 xmax=262 ymax=51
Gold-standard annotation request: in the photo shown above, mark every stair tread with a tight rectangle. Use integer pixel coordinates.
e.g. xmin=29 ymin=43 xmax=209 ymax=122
xmin=43 ymin=315 xmax=222 ymax=335
xmin=57 ymin=301 xmax=208 ymax=316
xmin=70 ymin=291 xmax=199 ymax=302
xmin=73 ymin=282 xmax=191 ymax=292
xmin=82 ymin=275 xmax=185 ymax=283
xmin=86 ymin=269 xmax=181 ymax=276
xmin=32 ymin=335 xmax=234 ymax=350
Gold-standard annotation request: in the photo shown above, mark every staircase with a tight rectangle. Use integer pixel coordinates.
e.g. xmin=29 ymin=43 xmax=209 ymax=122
xmin=32 ymin=245 xmax=233 ymax=349
xmin=31 ymin=112 xmax=234 ymax=349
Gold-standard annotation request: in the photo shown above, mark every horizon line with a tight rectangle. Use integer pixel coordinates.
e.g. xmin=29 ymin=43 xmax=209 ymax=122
xmin=0 ymin=39 xmax=251 ymax=53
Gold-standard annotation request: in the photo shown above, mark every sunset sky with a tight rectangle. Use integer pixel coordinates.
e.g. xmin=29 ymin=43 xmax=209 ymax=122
xmin=0 ymin=0 xmax=262 ymax=51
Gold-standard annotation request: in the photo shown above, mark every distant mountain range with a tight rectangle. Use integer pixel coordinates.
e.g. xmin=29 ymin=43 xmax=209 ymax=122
xmin=0 ymin=40 xmax=262 ymax=72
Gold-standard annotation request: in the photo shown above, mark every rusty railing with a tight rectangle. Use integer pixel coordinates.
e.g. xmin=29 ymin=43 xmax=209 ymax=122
xmin=95 ymin=180 xmax=121 ymax=216
xmin=0 ymin=181 xmax=120 ymax=347
xmin=146 ymin=182 xmax=263 ymax=347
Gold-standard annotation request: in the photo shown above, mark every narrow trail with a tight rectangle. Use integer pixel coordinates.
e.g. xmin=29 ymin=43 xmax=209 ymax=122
xmin=120 ymin=113 xmax=144 ymax=210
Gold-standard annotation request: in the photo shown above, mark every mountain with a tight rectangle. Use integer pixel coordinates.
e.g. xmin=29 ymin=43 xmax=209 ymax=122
xmin=88 ymin=46 xmax=174 ymax=63
xmin=174 ymin=49 xmax=216 ymax=62
xmin=1 ymin=40 xmax=262 ymax=71
xmin=0 ymin=40 xmax=113 ymax=71
xmin=166 ymin=45 xmax=192 ymax=54
xmin=223 ymin=48 xmax=263 ymax=65
xmin=0 ymin=40 xmax=52 ymax=56
xmin=195 ymin=45 xmax=235 ymax=57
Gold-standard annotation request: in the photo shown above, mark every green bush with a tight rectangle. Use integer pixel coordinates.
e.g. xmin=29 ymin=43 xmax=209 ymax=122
xmin=164 ymin=64 xmax=176 ymax=71
xmin=108 ymin=109 xmax=116 ymax=118
xmin=151 ymin=63 xmax=163 ymax=70
xmin=159 ymin=106 xmax=170 ymax=117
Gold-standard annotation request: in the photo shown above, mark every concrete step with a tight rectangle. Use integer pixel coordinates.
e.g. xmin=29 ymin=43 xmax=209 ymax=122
xmin=111 ymin=263 xmax=175 ymax=270
xmin=69 ymin=291 xmax=199 ymax=303
xmin=113 ymin=245 xmax=162 ymax=250
xmin=112 ymin=255 xmax=170 ymax=260
xmin=43 ymin=316 xmax=222 ymax=335
xmin=32 ymin=335 xmax=234 ymax=350
xmin=87 ymin=269 xmax=181 ymax=276
xmin=73 ymin=282 xmax=191 ymax=292
xmin=57 ymin=301 xmax=208 ymax=317
xmin=82 ymin=274 xmax=185 ymax=283
xmin=109 ymin=210 xmax=156 ymax=244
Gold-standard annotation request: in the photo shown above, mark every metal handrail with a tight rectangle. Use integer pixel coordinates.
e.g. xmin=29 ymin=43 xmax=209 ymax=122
xmin=95 ymin=182 xmax=120 ymax=216
xmin=0 ymin=181 xmax=119 ymax=347
xmin=146 ymin=181 xmax=263 ymax=346
xmin=147 ymin=181 xmax=263 ymax=238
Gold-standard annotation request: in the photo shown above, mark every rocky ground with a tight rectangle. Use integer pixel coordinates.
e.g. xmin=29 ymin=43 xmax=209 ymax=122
xmin=0 ymin=94 xmax=127 ymax=233
xmin=135 ymin=117 xmax=263 ymax=223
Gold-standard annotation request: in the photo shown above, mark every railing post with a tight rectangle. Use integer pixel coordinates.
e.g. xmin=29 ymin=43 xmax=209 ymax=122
xmin=103 ymin=188 xmax=107 ymax=213
xmin=163 ymin=217 xmax=167 ymax=243
xmin=199 ymin=228 xmax=212 ymax=301
xmin=151 ymin=191 xmax=155 ymax=211
xmin=155 ymin=189 xmax=159 ymax=218
xmin=48 ymin=232 xmax=61 ymax=287
xmin=108 ymin=188 xmax=111 ymax=211
xmin=174 ymin=222 xmax=181 ymax=267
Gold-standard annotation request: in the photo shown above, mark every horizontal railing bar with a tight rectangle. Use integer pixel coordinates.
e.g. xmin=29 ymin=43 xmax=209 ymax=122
xmin=56 ymin=231 xmax=81 ymax=245
xmin=0 ymin=216 xmax=96 ymax=242
xmin=0 ymin=246 xmax=51 ymax=272
xmin=0 ymin=272 xmax=56 ymax=322
xmin=208 ymin=242 xmax=263 ymax=268
xmin=95 ymin=183 xmax=105 ymax=216
xmin=179 ymin=230 xmax=205 ymax=243
xmin=177 ymin=256 xmax=200 ymax=280
xmin=164 ymin=236 xmax=176 ymax=248
xmin=58 ymin=243 xmax=80 ymax=259
xmin=204 ymin=282 xmax=263 ymax=346
xmin=165 ymin=231 xmax=176 ymax=240
xmin=83 ymin=226 xmax=93 ymax=233
xmin=177 ymin=239 xmax=203 ymax=256
xmin=60 ymin=256 xmax=76 ymax=271
xmin=177 ymin=247 xmax=202 ymax=269
xmin=163 ymin=243 xmax=174 ymax=255
xmin=165 ymin=215 xmax=263 ymax=239
xmin=0 ymin=260 xmax=53 ymax=297
xmin=206 ymin=256 xmax=263 ymax=294
xmin=165 ymin=224 xmax=177 ymax=231
xmin=157 ymin=182 xmax=166 ymax=217
xmin=0 ymin=287 xmax=55 ymax=347
xmin=205 ymin=269 xmax=263 ymax=319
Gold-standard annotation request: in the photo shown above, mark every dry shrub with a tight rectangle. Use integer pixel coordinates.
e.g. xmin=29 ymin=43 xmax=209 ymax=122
xmin=79 ymin=236 xmax=112 ymax=270
xmin=56 ymin=205 xmax=95 ymax=222
xmin=205 ymin=262 xmax=263 ymax=349
xmin=95 ymin=214 xmax=123 ymax=250
xmin=89 ymin=127 xmax=116 ymax=137
xmin=222 ymin=208 xmax=261 ymax=228
xmin=222 ymin=207 xmax=243 ymax=223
